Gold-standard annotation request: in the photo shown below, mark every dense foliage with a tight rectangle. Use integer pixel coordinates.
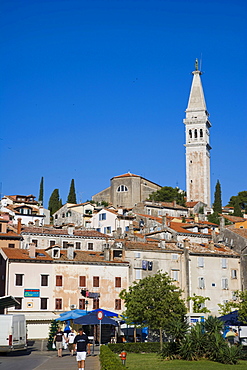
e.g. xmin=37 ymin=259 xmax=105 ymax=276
xmin=47 ymin=320 xmax=59 ymax=350
xmin=207 ymin=180 xmax=222 ymax=225
xmin=38 ymin=176 xmax=44 ymax=205
xmin=120 ymin=272 xmax=187 ymax=349
xmin=228 ymin=191 xmax=247 ymax=214
xmin=67 ymin=179 xmax=77 ymax=204
xmin=100 ymin=345 xmax=125 ymax=370
xmin=148 ymin=186 xmax=186 ymax=206
xmin=187 ymin=294 xmax=211 ymax=313
xmin=48 ymin=189 xmax=61 ymax=215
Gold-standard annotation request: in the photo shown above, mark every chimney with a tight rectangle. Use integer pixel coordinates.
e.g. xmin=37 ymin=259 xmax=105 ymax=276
xmin=17 ymin=218 xmax=22 ymax=234
xmin=160 ymin=240 xmax=166 ymax=249
xmin=67 ymin=246 xmax=74 ymax=260
xmin=194 ymin=214 xmax=199 ymax=223
xmin=173 ymin=200 xmax=177 ymax=207
xmin=183 ymin=238 xmax=190 ymax=250
xmin=208 ymin=240 xmax=215 ymax=251
xmin=212 ymin=229 xmax=216 ymax=242
xmin=34 ymin=219 xmax=39 ymax=227
xmin=220 ymin=216 xmax=225 ymax=230
xmin=104 ymin=245 xmax=110 ymax=261
xmin=29 ymin=242 xmax=36 ymax=258
xmin=68 ymin=226 xmax=74 ymax=235
xmin=117 ymin=227 xmax=122 ymax=238
xmin=162 ymin=215 xmax=167 ymax=228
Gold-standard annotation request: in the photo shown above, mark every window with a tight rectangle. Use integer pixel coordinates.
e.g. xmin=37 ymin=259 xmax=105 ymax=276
xmin=199 ymin=277 xmax=205 ymax=289
xmin=189 ymin=129 xmax=192 ymax=139
xmin=40 ymin=298 xmax=48 ymax=310
xmin=88 ymin=243 xmax=93 ymax=250
xmin=79 ymin=276 xmax=86 ymax=287
xmin=147 ymin=209 xmax=151 ymax=215
xmin=135 ymin=270 xmax=142 ymax=280
xmin=15 ymin=274 xmax=23 ymax=286
xmin=41 ymin=275 xmax=49 ymax=286
xmin=15 ymin=297 xmax=22 ymax=310
xmin=117 ymin=185 xmax=128 ymax=192
xmin=93 ymin=276 xmax=99 ymax=287
xmin=63 ymin=241 xmax=68 ymax=249
xmin=231 ymin=270 xmax=237 ymax=279
xmin=76 ymin=242 xmax=81 ymax=250
xmin=50 ymin=240 xmax=56 ymax=247
xmin=194 ymin=129 xmax=197 ymax=138
xmin=104 ymin=226 xmax=111 ymax=234
xmin=0 ymin=224 xmax=2 ymax=232
xmin=222 ymin=258 xmax=227 ymax=269
xmin=55 ymin=298 xmax=62 ymax=310
xmin=56 ymin=275 xmax=63 ymax=286
xmin=171 ymin=270 xmax=179 ymax=281
xmin=79 ymin=299 xmax=85 ymax=310
xmin=93 ymin=299 xmax=99 ymax=309
xmin=232 ymin=292 xmax=237 ymax=301
xmin=200 ymin=129 xmax=203 ymax=137
xmin=135 ymin=252 xmax=141 ymax=258
xmin=115 ymin=299 xmax=121 ymax=310
xmin=115 ymin=277 xmax=121 ymax=288
xmin=198 ymin=257 xmax=204 ymax=268
xmin=96 ymin=228 xmax=101 ymax=232
xmin=99 ymin=213 xmax=106 ymax=221
xmin=172 ymin=254 xmax=178 ymax=260
xmin=222 ymin=278 xmax=228 ymax=290
xmin=32 ymin=239 xmax=38 ymax=247
xmin=8 ymin=243 xmax=15 ymax=248
xmin=52 ymin=248 xmax=60 ymax=258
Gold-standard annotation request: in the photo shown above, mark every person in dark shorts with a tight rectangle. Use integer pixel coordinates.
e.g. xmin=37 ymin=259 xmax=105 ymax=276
xmin=53 ymin=327 xmax=65 ymax=357
xmin=67 ymin=329 xmax=76 ymax=356
xmin=73 ymin=327 xmax=89 ymax=370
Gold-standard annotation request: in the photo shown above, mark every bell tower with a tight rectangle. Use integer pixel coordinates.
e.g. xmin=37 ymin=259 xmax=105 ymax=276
xmin=184 ymin=60 xmax=211 ymax=207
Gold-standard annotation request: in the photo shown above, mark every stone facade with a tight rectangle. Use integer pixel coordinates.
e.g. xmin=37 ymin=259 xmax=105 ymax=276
xmin=92 ymin=173 xmax=161 ymax=208
xmin=183 ymin=68 xmax=211 ymax=207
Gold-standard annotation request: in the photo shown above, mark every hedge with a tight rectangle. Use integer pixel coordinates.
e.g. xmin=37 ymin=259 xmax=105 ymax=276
xmin=108 ymin=342 xmax=160 ymax=353
xmin=100 ymin=344 xmax=125 ymax=370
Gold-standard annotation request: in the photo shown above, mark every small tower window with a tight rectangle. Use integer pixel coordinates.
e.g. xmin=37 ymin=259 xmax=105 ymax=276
xmin=194 ymin=129 xmax=197 ymax=138
xmin=117 ymin=185 xmax=128 ymax=192
xmin=200 ymin=129 xmax=203 ymax=137
xmin=189 ymin=130 xmax=192 ymax=139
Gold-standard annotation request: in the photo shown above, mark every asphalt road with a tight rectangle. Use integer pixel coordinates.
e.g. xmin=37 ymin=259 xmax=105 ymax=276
xmin=0 ymin=349 xmax=50 ymax=370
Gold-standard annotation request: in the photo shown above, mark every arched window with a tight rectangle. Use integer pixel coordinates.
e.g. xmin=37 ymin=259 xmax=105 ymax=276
xmin=200 ymin=129 xmax=203 ymax=138
xmin=189 ymin=130 xmax=192 ymax=139
xmin=194 ymin=129 xmax=197 ymax=138
xmin=117 ymin=185 xmax=128 ymax=192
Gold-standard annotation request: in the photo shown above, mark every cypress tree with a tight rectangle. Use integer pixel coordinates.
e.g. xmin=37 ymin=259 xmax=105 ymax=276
xmin=67 ymin=179 xmax=77 ymax=204
xmin=233 ymin=198 xmax=243 ymax=217
xmin=213 ymin=180 xmax=222 ymax=214
xmin=47 ymin=320 xmax=59 ymax=350
xmin=48 ymin=189 xmax=61 ymax=215
xmin=38 ymin=177 xmax=44 ymax=205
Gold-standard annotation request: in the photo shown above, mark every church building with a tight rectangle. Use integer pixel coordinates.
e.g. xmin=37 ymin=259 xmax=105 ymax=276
xmin=184 ymin=60 xmax=211 ymax=207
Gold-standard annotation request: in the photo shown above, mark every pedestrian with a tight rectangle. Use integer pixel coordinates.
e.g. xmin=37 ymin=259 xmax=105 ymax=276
xmin=226 ymin=327 xmax=235 ymax=345
xmin=67 ymin=329 xmax=76 ymax=356
xmin=74 ymin=327 xmax=89 ymax=370
xmin=234 ymin=329 xmax=240 ymax=345
xmin=53 ymin=327 xmax=65 ymax=357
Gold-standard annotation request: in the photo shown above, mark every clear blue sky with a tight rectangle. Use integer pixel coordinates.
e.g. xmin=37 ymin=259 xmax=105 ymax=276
xmin=0 ymin=0 xmax=246 ymax=207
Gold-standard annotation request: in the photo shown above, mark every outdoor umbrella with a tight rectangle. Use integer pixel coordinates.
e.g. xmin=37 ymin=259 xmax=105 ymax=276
xmin=55 ymin=309 xmax=88 ymax=321
xmin=218 ymin=310 xmax=245 ymax=326
xmin=74 ymin=312 xmax=118 ymax=326
xmin=90 ymin=308 xmax=122 ymax=318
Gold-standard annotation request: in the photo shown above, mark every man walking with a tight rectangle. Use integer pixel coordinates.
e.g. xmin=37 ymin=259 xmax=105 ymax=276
xmin=53 ymin=327 xmax=65 ymax=357
xmin=67 ymin=329 xmax=76 ymax=356
xmin=74 ymin=327 xmax=89 ymax=370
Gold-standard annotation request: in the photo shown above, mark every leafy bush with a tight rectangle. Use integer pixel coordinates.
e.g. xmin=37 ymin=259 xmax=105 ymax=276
xmin=217 ymin=344 xmax=242 ymax=365
xmin=160 ymin=342 xmax=179 ymax=360
xmin=108 ymin=342 xmax=160 ymax=353
xmin=100 ymin=345 xmax=125 ymax=370
xmin=179 ymin=335 xmax=199 ymax=361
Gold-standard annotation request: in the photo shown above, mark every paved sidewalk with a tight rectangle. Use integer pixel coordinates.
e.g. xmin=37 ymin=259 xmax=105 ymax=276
xmin=34 ymin=352 xmax=100 ymax=370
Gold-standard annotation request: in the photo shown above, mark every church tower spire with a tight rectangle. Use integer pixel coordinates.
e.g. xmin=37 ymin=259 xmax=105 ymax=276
xmin=184 ymin=60 xmax=211 ymax=207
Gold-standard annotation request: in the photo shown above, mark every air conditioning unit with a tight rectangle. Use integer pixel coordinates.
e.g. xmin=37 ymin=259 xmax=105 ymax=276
xmin=70 ymin=304 xmax=77 ymax=310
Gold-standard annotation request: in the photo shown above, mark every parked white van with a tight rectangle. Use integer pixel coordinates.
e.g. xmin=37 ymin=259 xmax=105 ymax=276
xmin=0 ymin=314 xmax=27 ymax=352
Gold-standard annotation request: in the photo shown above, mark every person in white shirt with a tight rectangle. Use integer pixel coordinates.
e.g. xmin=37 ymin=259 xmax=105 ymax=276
xmin=67 ymin=329 xmax=77 ymax=356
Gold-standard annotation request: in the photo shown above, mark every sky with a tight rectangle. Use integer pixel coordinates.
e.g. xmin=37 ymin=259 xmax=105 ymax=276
xmin=0 ymin=0 xmax=246 ymax=207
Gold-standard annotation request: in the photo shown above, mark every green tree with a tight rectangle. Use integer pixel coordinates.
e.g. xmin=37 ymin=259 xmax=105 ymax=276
xmin=48 ymin=189 xmax=61 ymax=215
xmin=148 ymin=186 xmax=186 ymax=206
xmin=67 ymin=179 xmax=77 ymax=204
xmin=119 ymin=272 xmax=187 ymax=350
xmin=218 ymin=300 xmax=238 ymax=316
xmin=187 ymin=294 xmax=211 ymax=313
xmin=38 ymin=177 xmax=44 ymax=205
xmin=228 ymin=190 xmax=247 ymax=214
xmin=47 ymin=320 xmax=59 ymax=350
xmin=234 ymin=290 xmax=247 ymax=324
xmin=233 ymin=198 xmax=243 ymax=217
xmin=213 ymin=180 xmax=222 ymax=214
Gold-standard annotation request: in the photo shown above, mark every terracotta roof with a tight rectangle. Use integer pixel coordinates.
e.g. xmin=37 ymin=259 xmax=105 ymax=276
xmin=58 ymin=250 xmax=128 ymax=264
xmin=123 ymin=240 xmax=181 ymax=252
xmin=225 ymin=225 xmax=247 ymax=239
xmin=221 ymin=214 xmax=245 ymax=223
xmin=136 ymin=213 xmax=163 ymax=224
xmin=112 ymin=173 xmax=139 ymax=179
xmin=160 ymin=202 xmax=188 ymax=210
xmin=1 ymin=248 xmax=52 ymax=261
xmin=21 ymin=226 xmax=112 ymax=238
xmin=186 ymin=201 xmax=200 ymax=208
xmin=188 ymin=242 xmax=239 ymax=257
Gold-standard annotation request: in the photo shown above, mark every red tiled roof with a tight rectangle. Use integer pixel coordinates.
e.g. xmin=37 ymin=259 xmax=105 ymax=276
xmin=1 ymin=248 xmax=52 ymax=261
xmin=113 ymin=173 xmax=139 ymax=179
xmin=226 ymin=225 xmax=247 ymax=239
xmin=136 ymin=213 xmax=163 ymax=224
xmin=221 ymin=214 xmax=245 ymax=223
xmin=21 ymin=226 xmax=112 ymax=238
xmin=186 ymin=201 xmax=200 ymax=208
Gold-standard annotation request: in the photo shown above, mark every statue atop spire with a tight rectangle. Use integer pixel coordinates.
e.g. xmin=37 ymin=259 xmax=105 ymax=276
xmin=195 ymin=58 xmax=199 ymax=71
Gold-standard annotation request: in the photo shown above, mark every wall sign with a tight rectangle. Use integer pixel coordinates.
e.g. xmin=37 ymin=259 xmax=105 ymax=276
xmin=24 ymin=289 xmax=40 ymax=297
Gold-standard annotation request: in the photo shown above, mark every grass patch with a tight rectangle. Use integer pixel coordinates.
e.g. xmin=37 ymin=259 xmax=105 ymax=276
xmin=124 ymin=353 xmax=247 ymax=369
